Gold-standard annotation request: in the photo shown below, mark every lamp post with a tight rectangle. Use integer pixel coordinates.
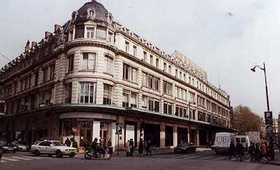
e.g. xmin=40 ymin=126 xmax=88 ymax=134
xmin=250 ymin=62 xmax=270 ymax=111
xmin=251 ymin=62 xmax=274 ymax=160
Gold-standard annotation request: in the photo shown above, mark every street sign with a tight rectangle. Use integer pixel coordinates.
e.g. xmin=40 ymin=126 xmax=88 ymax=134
xmin=266 ymin=124 xmax=273 ymax=133
xmin=264 ymin=111 xmax=273 ymax=125
xmin=265 ymin=111 xmax=272 ymax=119
xmin=116 ymin=126 xmax=122 ymax=134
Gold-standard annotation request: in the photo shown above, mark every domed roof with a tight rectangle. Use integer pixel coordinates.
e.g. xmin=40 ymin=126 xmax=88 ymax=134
xmin=72 ymin=0 xmax=112 ymax=25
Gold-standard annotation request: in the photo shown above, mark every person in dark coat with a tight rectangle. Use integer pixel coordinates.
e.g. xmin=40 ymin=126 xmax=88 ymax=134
xmin=248 ymin=142 xmax=255 ymax=161
xmin=229 ymin=141 xmax=238 ymax=160
xmin=139 ymin=138 xmax=144 ymax=157
xmin=107 ymin=138 xmax=113 ymax=155
xmin=236 ymin=141 xmax=244 ymax=161
xmin=129 ymin=139 xmax=134 ymax=156
xmin=145 ymin=140 xmax=152 ymax=156
xmin=65 ymin=138 xmax=71 ymax=147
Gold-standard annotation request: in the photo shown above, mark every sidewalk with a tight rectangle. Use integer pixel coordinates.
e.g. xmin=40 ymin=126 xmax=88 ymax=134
xmin=112 ymin=147 xmax=211 ymax=157
xmin=269 ymin=149 xmax=280 ymax=166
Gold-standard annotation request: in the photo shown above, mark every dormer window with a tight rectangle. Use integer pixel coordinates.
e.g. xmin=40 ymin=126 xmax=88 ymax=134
xmin=89 ymin=10 xmax=94 ymax=17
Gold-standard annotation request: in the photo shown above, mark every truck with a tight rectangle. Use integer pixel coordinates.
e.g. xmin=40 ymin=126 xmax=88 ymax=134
xmin=212 ymin=132 xmax=235 ymax=154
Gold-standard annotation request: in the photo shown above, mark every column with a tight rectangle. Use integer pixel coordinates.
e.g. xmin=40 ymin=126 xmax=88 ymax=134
xmin=187 ymin=127 xmax=190 ymax=142
xmin=92 ymin=121 xmax=100 ymax=141
xmin=137 ymin=122 xmax=141 ymax=148
xmin=173 ymin=125 xmax=178 ymax=147
xmin=160 ymin=123 xmax=166 ymax=148
xmin=196 ymin=129 xmax=200 ymax=147
xmin=111 ymin=122 xmax=116 ymax=151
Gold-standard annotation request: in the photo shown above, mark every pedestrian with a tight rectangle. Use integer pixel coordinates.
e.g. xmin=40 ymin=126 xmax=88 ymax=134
xmin=139 ymin=138 xmax=144 ymax=157
xmin=236 ymin=141 xmax=244 ymax=161
xmin=126 ymin=140 xmax=130 ymax=157
xmin=248 ymin=142 xmax=255 ymax=161
xmin=129 ymin=139 xmax=134 ymax=156
xmin=261 ymin=141 xmax=268 ymax=163
xmin=107 ymin=138 xmax=113 ymax=155
xmin=65 ymin=138 xmax=71 ymax=147
xmin=255 ymin=143 xmax=261 ymax=162
xmin=145 ymin=140 xmax=152 ymax=156
xmin=229 ymin=141 xmax=238 ymax=160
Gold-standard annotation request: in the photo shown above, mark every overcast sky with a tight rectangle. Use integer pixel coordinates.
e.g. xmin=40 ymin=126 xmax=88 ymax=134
xmin=0 ymin=0 xmax=279 ymax=118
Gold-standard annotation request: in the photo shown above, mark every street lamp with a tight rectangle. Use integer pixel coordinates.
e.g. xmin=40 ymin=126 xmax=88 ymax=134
xmin=251 ymin=62 xmax=274 ymax=160
xmin=250 ymin=62 xmax=270 ymax=111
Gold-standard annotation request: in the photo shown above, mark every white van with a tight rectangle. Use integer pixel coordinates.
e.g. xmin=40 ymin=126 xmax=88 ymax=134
xmin=235 ymin=135 xmax=250 ymax=149
xmin=212 ymin=132 xmax=235 ymax=154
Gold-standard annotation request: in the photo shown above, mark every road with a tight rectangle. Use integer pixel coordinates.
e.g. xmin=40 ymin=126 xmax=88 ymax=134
xmin=0 ymin=150 xmax=278 ymax=170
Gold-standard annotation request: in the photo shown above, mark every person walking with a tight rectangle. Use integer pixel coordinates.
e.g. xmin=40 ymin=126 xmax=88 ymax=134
xmin=145 ymin=140 xmax=152 ymax=156
xmin=248 ymin=142 xmax=255 ymax=161
xmin=125 ymin=140 xmax=130 ymax=157
xmin=236 ymin=141 xmax=244 ymax=162
xmin=229 ymin=141 xmax=238 ymax=160
xmin=261 ymin=141 xmax=268 ymax=163
xmin=107 ymin=138 xmax=113 ymax=155
xmin=139 ymin=138 xmax=144 ymax=157
xmin=65 ymin=138 xmax=71 ymax=147
xmin=129 ymin=139 xmax=134 ymax=156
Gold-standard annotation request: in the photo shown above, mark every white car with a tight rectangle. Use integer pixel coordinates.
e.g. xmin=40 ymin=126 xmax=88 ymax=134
xmin=31 ymin=140 xmax=76 ymax=157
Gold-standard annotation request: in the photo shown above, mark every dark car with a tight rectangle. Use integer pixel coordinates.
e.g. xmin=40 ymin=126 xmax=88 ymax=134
xmin=174 ymin=142 xmax=196 ymax=153
xmin=3 ymin=142 xmax=18 ymax=153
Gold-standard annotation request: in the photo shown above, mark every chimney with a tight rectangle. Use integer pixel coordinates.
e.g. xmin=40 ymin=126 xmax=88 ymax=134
xmin=24 ymin=40 xmax=30 ymax=53
xmin=45 ymin=31 xmax=51 ymax=38
xmin=31 ymin=41 xmax=37 ymax=48
xmin=54 ymin=24 xmax=61 ymax=32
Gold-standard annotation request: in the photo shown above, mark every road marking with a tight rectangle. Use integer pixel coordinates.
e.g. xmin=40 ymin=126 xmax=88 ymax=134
xmin=214 ymin=156 xmax=228 ymax=160
xmin=2 ymin=157 xmax=19 ymax=161
xmin=199 ymin=156 xmax=215 ymax=160
xmin=22 ymin=156 xmax=45 ymax=160
xmin=1 ymin=159 xmax=7 ymax=163
xmin=184 ymin=155 xmax=200 ymax=159
xmin=11 ymin=156 xmax=32 ymax=161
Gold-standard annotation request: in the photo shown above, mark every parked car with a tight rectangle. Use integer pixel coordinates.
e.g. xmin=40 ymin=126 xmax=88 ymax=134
xmin=174 ymin=142 xmax=196 ymax=153
xmin=30 ymin=140 xmax=77 ymax=157
xmin=3 ymin=142 xmax=18 ymax=153
xmin=13 ymin=140 xmax=30 ymax=151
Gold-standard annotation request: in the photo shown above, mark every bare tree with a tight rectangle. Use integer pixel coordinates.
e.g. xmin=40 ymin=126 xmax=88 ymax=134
xmin=233 ymin=105 xmax=262 ymax=134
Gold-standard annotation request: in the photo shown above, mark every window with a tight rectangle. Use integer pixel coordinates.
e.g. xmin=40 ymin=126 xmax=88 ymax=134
xmin=79 ymin=83 xmax=95 ymax=104
xmin=103 ymin=84 xmax=112 ymax=105
xmin=104 ymin=55 xmax=113 ymax=74
xmin=163 ymin=81 xmax=172 ymax=95
xmin=150 ymin=55 xmax=153 ymax=65
xmin=189 ymin=92 xmax=195 ymax=103
xmin=50 ymin=64 xmax=55 ymax=80
xmin=86 ymin=27 xmax=95 ymax=38
xmin=142 ymin=95 xmax=147 ymax=108
xmin=123 ymin=63 xmax=137 ymax=83
xmin=65 ymin=83 xmax=72 ymax=103
xmin=96 ymin=27 xmax=106 ymax=39
xmin=156 ymin=58 xmax=159 ymax=68
xmin=34 ymin=71 xmax=39 ymax=86
xmin=82 ymin=53 xmax=96 ymax=70
xmin=69 ymin=30 xmax=74 ymax=41
xmin=168 ymin=65 xmax=171 ymax=74
xmin=43 ymin=67 xmax=48 ymax=83
xmin=164 ymin=102 xmax=173 ymax=115
xmin=148 ymin=98 xmax=159 ymax=112
xmin=122 ymin=92 xmax=129 ymax=107
xmin=142 ymin=72 xmax=159 ymax=91
xmin=133 ymin=46 xmax=137 ymax=57
xmin=130 ymin=92 xmax=137 ymax=107
xmin=125 ymin=41 xmax=129 ymax=53
xmin=143 ymin=51 xmax=147 ymax=62
xmin=68 ymin=55 xmax=74 ymax=72
xmin=163 ymin=62 xmax=167 ymax=72
xmin=108 ymin=32 xmax=113 ymax=42
xmin=175 ymin=69 xmax=178 ymax=77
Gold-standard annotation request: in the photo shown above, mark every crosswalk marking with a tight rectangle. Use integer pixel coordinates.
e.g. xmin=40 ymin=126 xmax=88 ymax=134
xmin=1 ymin=159 xmax=7 ymax=163
xmin=2 ymin=157 xmax=19 ymax=162
xmin=11 ymin=156 xmax=32 ymax=161
xmin=199 ymin=156 xmax=215 ymax=160
xmin=184 ymin=155 xmax=200 ymax=159
xmin=22 ymin=156 xmax=45 ymax=160
xmin=213 ymin=156 xmax=228 ymax=160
